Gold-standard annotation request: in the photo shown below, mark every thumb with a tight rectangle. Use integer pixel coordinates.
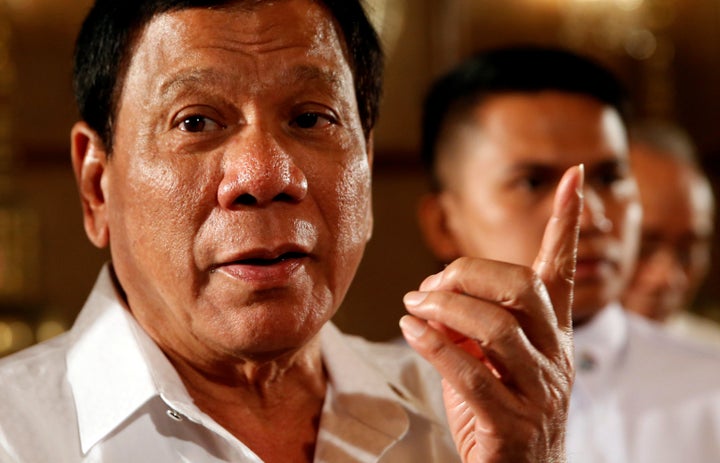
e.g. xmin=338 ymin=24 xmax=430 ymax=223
xmin=532 ymin=164 xmax=584 ymax=329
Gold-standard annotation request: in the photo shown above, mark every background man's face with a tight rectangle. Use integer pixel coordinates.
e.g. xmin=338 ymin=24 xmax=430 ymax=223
xmin=430 ymin=91 xmax=641 ymax=325
xmin=623 ymin=145 xmax=714 ymax=321
xmin=99 ymin=0 xmax=372 ymax=359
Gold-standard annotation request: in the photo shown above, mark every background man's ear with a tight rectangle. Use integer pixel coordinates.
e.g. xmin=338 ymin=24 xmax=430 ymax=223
xmin=417 ymin=193 xmax=461 ymax=264
xmin=70 ymin=121 xmax=110 ymax=249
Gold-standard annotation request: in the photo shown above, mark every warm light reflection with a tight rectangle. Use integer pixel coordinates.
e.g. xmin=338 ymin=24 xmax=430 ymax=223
xmin=0 ymin=0 xmax=45 ymax=357
xmin=36 ymin=318 xmax=67 ymax=342
xmin=0 ymin=319 xmax=34 ymax=355
xmin=558 ymin=0 xmax=679 ymax=118
xmin=365 ymin=0 xmax=406 ymax=56
xmin=559 ymin=0 xmax=677 ymax=58
xmin=616 ymin=0 xmax=644 ymax=12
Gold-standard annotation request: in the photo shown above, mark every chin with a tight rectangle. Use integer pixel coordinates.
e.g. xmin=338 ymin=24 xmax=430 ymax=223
xmin=213 ymin=310 xmax=328 ymax=356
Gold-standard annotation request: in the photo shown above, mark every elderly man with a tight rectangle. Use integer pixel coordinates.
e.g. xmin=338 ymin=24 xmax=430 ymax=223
xmin=417 ymin=46 xmax=720 ymax=463
xmin=0 ymin=2 xmax=582 ymax=462
xmin=622 ymin=121 xmax=720 ymax=347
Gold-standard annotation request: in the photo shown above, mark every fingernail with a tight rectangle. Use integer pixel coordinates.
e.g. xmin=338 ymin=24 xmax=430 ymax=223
xmin=576 ymin=163 xmax=585 ymax=198
xmin=399 ymin=315 xmax=427 ymax=338
xmin=403 ymin=291 xmax=428 ymax=307
xmin=420 ymin=272 xmax=442 ymax=291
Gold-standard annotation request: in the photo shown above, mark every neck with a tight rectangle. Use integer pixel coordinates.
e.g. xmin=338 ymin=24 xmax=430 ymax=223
xmin=166 ymin=335 xmax=327 ymax=463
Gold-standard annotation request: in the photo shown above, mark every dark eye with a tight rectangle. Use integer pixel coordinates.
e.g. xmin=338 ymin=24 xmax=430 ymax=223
xmin=599 ymin=169 xmax=622 ymax=186
xmin=293 ymin=112 xmax=334 ymax=129
xmin=178 ymin=116 xmax=222 ymax=133
xmin=521 ymin=175 xmax=546 ymax=191
xmin=638 ymin=239 xmax=662 ymax=259
xmin=593 ymin=162 xmax=628 ymax=187
xmin=516 ymin=169 xmax=555 ymax=192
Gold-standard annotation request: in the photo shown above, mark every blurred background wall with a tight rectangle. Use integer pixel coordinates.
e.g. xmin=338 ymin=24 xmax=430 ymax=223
xmin=0 ymin=0 xmax=718 ymax=355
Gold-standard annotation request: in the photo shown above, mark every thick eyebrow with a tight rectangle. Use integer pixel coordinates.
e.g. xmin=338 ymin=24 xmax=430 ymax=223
xmin=586 ymin=158 xmax=630 ymax=174
xmin=158 ymin=65 xmax=345 ymax=98
xmin=503 ymin=158 xmax=629 ymax=180
xmin=283 ymin=64 xmax=344 ymax=90
xmin=158 ymin=69 xmax=230 ymax=97
xmin=505 ymin=162 xmax=564 ymax=178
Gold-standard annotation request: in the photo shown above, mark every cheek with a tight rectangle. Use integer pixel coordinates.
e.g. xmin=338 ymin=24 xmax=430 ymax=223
xmin=332 ymin=157 xmax=372 ymax=250
xmin=108 ymin=154 xmax=214 ymax=261
xmin=306 ymin=155 xmax=370 ymax=304
xmin=456 ymin=195 xmax=549 ymax=266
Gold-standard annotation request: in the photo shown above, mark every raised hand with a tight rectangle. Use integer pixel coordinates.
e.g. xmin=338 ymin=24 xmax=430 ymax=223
xmin=401 ymin=165 xmax=584 ymax=462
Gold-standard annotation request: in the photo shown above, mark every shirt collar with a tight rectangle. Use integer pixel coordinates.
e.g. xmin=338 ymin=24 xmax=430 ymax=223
xmin=318 ymin=323 xmax=445 ymax=458
xmin=67 ymin=265 xmax=439 ymax=456
xmin=321 ymin=323 xmax=442 ymax=422
xmin=66 ymin=264 xmax=193 ymax=455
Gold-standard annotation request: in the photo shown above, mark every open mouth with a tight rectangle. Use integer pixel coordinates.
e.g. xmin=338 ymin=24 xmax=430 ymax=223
xmin=235 ymin=252 xmax=307 ymax=266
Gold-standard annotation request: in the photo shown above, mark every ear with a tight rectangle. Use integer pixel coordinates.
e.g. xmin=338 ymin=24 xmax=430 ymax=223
xmin=417 ymin=193 xmax=461 ymax=263
xmin=364 ymin=132 xmax=375 ymax=243
xmin=71 ymin=121 xmax=110 ymax=249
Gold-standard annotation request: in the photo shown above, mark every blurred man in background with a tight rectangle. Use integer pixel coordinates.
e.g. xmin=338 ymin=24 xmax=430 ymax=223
xmin=622 ymin=120 xmax=720 ymax=348
xmin=418 ymin=46 xmax=720 ymax=463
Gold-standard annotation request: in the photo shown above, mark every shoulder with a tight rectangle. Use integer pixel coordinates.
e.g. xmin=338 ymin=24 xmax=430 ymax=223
xmin=624 ymin=312 xmax=720 ymax=400
xmin=0 ymin=334 xmax=75 ymax=416
xmin=627 ymin=311 xmax=720 ymax=365
xmin=0 ymin=333 xmax=72 ymax=396
xmin=0 ymin=334 xmax=79 ymax=459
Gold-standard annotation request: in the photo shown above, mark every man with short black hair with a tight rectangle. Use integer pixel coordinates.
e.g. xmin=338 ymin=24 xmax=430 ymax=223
xmin=418 ymin=46 xmax=720 ymax=463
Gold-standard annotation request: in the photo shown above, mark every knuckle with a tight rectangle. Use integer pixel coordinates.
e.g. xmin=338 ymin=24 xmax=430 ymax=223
xmin=444 ymin=256 xmax=472 ymax=281
xmin=421 ymin=290 xmax=451 ymax=314
xmin=500 ymin=266 xmax=543 ymax=308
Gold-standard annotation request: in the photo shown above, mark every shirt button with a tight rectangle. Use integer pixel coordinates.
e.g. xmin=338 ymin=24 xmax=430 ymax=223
xmin=166 ymin=409 xmax=184 ymax=422
xmin=578 ymin=352 xmax=597 ymax=372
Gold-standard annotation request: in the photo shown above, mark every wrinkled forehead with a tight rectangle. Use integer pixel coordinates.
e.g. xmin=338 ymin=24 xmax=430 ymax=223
xmin=119 ymin=0 xmax=355 ymax=110
xmin=136 ymin=0 xmax=347 ymax=56
xmin=121 ymin=0 xmax=352 ymax=95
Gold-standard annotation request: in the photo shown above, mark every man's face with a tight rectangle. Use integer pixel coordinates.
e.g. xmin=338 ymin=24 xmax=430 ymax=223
xmin=426 ymin=92 xmax=641 ymax=325
xmin=92 ymin=0 xmax=372 ymax=359
xmin=623 ymin=145 xmax=714 ymax=321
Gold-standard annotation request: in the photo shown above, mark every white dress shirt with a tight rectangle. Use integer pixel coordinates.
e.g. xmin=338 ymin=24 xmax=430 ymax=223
xmin=567 ymin=303 xmax=720 ymax=463
xmin=0 ymin=265 xmax=459 ymax=463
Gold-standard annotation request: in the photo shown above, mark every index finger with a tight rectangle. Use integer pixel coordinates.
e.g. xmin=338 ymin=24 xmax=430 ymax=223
xmin=532 ymin=164 xmax=584 ymax=330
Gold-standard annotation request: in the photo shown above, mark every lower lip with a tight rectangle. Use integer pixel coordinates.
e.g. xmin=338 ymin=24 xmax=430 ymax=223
xmin=214 ymin=257 xmax=307 ymax=288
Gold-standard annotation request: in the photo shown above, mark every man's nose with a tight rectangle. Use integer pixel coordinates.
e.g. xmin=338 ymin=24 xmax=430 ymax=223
xmin=217 ymin=128 xmax=308 ymax=209
xmin=579 ymin=187 xmax=613 ymax=234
